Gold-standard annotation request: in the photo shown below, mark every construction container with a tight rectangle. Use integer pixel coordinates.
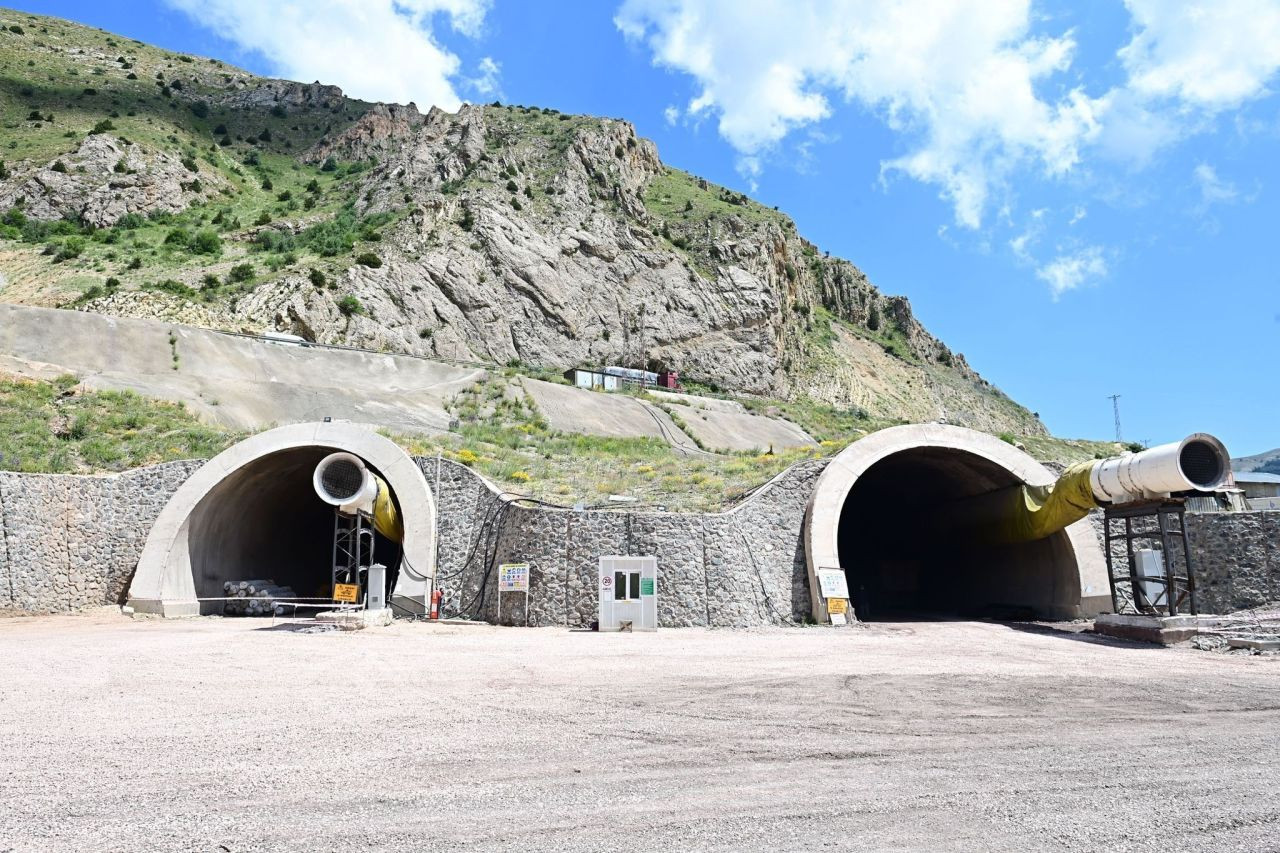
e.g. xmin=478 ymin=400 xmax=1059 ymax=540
xmin=598 ymin=556 xmax=657 ymax=631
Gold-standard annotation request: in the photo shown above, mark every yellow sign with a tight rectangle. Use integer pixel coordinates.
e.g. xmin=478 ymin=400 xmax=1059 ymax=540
xmin=333 ymin=583 xmax=359 ymax=603
xmin=827 ymin=597 xmax=847 ymax=615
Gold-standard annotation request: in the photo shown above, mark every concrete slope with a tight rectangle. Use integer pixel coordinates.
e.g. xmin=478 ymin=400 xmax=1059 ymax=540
xmin=519 ymin=377 xmax=707 ymax=455
xmin=0 ymin=304 xmax=482 ymax=433
xmin=647 ymin=390 xmax=815 ymax=453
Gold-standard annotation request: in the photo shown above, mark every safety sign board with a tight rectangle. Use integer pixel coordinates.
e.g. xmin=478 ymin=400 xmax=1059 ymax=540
xmin=640 ymin=577 xmax=655 ymax=596
xmin=499 ymin=563 xmax=530 ymax=592
xmin=816 ymin=568 xmax=850 ymax=600
xmin=826 ymin=597 xmax=847 ymax=615
xmin=333 ymin=583 xmax=359 ymax=603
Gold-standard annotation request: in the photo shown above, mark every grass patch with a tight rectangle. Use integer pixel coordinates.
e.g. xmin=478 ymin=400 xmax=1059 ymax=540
xmin=0 ymin=372 xmax=238 ymax=473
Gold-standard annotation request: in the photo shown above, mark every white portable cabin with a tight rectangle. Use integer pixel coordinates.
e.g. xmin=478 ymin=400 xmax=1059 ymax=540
xmin=566 ymin=368 xmax=620 ymax=391
xmin=598 ymin=556 xmax=657 ymax=631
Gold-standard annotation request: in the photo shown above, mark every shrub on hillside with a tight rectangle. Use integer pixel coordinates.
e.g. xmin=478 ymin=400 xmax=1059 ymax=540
xmin=192 ymin=229 xmax=221 ymax=255
xmin=51 ymin=236 xmax=86 ymax=262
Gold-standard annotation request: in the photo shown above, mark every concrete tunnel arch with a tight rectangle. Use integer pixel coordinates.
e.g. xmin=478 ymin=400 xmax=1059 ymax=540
xmin=127 ymin=422 xmax=436 ymax=617
xmin=805 ymin=424 xmax=1109 ymax=623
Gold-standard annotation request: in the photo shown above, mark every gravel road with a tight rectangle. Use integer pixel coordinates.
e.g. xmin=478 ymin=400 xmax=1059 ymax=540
xmin=0 ymin=613 xmax=1277 ymax=852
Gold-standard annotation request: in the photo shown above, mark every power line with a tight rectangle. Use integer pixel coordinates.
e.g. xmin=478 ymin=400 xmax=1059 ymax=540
xmin=1107 ymin=394 xmax=1123 ymax=442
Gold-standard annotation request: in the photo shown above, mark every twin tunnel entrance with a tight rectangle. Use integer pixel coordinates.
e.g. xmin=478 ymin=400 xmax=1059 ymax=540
xmin=808 ymin=425 xmax=1106 ymax=623
xmin=129 ymin=422 xmax=1104 ymax=623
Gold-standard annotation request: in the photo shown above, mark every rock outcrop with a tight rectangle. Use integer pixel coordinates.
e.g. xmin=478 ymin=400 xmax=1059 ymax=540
xmin=0 ymin=135 xmax=224 ymax=228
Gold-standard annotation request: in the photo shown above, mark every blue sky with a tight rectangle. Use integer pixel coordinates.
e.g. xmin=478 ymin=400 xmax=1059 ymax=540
xmin=17 ymin=1 xmax=1280 ymax=456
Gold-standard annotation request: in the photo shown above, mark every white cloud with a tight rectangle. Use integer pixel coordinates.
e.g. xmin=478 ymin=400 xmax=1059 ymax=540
xmin=663 ymin=104 xmax=680 ymax=125
xmin=1120 ymin=0 xmax=1280 ymax=109
xmin=162 ymin=0 xmax=492 ymax=111
xmin=1009 ymin=208 xmax=1047 ymax=263
xmin=468 ymin=56 xmax=502 ymax=98
xmin=617 ymin=0 xmax=1280 ymax=230
xmin=616 ymin=0 xmax=1103 ymax=228
xmin=1036 ymin=246 xmax=1108 ymax=298
xmin=1193 ymin=163 xmax=1239 ymax=205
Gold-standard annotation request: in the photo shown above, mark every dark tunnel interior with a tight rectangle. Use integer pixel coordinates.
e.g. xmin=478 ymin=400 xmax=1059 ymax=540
xmin=837 ymin=447 xmax=1079 ymax=621
xmin=186 ymin=446 xmax=400 ymax=614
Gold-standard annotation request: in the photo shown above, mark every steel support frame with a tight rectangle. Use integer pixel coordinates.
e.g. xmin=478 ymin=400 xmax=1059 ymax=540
xmin=1102 ymin=499 xmax=1197 ymax=616
xmin=332 ymin=509 xmax=375 ymax=593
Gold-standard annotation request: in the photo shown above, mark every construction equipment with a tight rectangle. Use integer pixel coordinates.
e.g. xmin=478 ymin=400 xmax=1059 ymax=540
xmin=312 ymin=452 xmax=403 ymax=543
xmin=313 ymin=452 xmax=403 ymax=611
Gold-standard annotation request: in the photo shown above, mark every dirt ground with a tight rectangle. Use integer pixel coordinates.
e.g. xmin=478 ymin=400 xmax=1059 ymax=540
xmin=0 ymin=612 xmax=1277 ymax=853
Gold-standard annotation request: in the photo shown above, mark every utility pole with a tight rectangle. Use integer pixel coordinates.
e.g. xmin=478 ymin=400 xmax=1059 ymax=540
xmin=1107 ymin=394 xmax=1123 ymax=443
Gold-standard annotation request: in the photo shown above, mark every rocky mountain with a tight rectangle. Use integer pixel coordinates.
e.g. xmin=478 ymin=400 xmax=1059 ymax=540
xmin=0 ymin=8 xmax=1044 ymax=436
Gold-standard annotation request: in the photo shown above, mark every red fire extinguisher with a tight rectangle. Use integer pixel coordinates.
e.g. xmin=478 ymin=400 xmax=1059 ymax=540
xmin=430 ymin=588 xmax=442 ymax=620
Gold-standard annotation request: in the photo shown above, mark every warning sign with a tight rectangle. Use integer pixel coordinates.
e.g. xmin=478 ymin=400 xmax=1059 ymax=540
xmin=333 ymin=583 xmax=359 ymax=603
xmin=816 ymin=568 xmax=850 ymax=600
xmin=499 ymin=563 xmax=530 ymax=592
xmin=827 ymin=597 xmax=847 ymax=615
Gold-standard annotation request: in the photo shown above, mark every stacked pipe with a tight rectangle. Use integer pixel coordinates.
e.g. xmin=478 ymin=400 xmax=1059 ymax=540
xmin=222 ymin=580 xmax=296 ymax=616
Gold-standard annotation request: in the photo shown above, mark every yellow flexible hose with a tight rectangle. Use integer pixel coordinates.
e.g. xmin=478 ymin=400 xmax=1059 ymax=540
xmin=370 ymin=476 xmax=403 ymax=543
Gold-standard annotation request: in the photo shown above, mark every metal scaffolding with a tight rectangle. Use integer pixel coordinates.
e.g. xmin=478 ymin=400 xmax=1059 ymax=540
xmin=332 ymin=509 xmax=374 ymax=593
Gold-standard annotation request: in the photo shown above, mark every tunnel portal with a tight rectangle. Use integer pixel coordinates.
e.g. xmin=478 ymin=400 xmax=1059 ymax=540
xmin=837 ymin=446 xmax=1078 ymax=621
xmin=186 ymin=446 xmax=402 ymax=611
xmin=127 ymin=422 xmax=437 ymax=618
xmin=805 ymin=424 xmax=1107 ymax=624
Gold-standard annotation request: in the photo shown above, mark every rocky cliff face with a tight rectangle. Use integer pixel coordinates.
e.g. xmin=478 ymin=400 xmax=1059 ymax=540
xmin=0 ymin=10 xmax=1043 ymax=435
xmin=229 ymin=102 xmax=1039 ymax=431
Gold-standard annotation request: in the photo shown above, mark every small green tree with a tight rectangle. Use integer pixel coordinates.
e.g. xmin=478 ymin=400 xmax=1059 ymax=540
xmin=337 ymin=295 xmax=364 ymax=316
xmin=355 ymin=252 xmax=382 ymax=268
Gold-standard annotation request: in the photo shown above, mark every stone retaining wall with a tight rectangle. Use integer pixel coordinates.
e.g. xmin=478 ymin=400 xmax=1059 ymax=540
xmin=1187 ymin=511 xmax=1280 ymax=613
xmin=416 ymin=457 xmax=823 ymax=627
xmin=0 ymin=461 xmax=201 ymax=613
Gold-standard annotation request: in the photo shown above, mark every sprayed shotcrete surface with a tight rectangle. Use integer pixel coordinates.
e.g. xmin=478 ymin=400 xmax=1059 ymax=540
xmin=0 ymin=613 xmax=1277 ymax=852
